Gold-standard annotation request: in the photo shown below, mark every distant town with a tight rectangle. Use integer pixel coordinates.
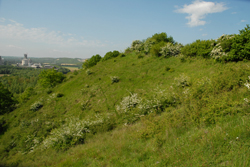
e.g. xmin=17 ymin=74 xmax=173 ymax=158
xmin=0 ymin=54 xmax=87 ymax=69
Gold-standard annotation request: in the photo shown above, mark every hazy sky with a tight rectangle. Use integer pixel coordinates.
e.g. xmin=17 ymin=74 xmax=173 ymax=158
xmin=0 ymin=0 xmax=249 ymax=58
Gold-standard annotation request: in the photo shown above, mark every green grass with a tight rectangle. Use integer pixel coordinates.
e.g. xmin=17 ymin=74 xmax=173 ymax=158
xmin=1 ymin=53 xmax=250 ymax=166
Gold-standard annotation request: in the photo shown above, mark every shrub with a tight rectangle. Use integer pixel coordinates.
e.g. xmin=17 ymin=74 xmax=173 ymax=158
xmin=38 ymin=69 xmax=66 ymax=88
xmin=181 ymin=39 xmax=216 ymax=58
xmin=210 ymin=34 xmax=234 ymax=61
xmin=131 ymin=40 xmax=144 ymax=53
xmin=110 ymin=76 xmax=120 ymax=84
xmin=73 ymin=70 xmax=78 ymax=75
xmin=174 ymin=74 xmax=191 ymax=88
xmin=57 ymin=67 xmax=71 ymax=74
xmin=160 ymin=43 xmax=182 ymax=58
xmin=226 ymin=25 xmax=250 ymax=61
xmin=42 ymin=117 xmax=90 ymax=150
xmin=30 ymin=101 xmax=43 ymax=111
xmin=150 ymin=41 xmax=165 ymax=56
xmin=102 ymin=51 xmax=120 ymax=61
xmin=120 ymin=53 xmax=126 ymax=57
xmin=83 ymin=54 xmax=102 ymax=68
xmin=116 ymin=93 xmax=141 ymax=113
xmin=0 ymin=83 xmax=16 ymax=115
xmin=18 ymin=87 xmax=35 ymax=103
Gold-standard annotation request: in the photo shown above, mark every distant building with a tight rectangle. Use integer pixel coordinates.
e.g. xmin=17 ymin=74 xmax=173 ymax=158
xmin=0 ymin=56 xmax=4 ymax=65
xmin=31 ymin=63 xmax=42 ymax=68
xmin=22 ymin=54 xmax=31 ymax=66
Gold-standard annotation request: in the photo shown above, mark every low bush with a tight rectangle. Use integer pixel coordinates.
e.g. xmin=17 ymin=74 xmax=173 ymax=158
xmin=102 ymin=51 xmax=120 ymax=61
xmin=30 ymin=101 xmax=43 ymax=111
xmin=110 ymin=76 xmax=120 ymax=84
xmin=83 ymin=54 xmax=102 ymax=68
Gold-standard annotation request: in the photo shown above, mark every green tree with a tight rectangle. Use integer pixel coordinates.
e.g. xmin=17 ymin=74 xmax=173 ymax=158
xmin=83 ymin=54 xmax=102 ymax=68
xmin=38 ymin=69 xmax=66 ymax=88
xmin=181 ymin=39 xmax=216 ymax=58
xmin=102 ymin=51 xmax=120 ymax=61
xmin=227 ymin=25 xmax=250 ymax=61
xmin=0 ymin=82 xmax=16 ymax=115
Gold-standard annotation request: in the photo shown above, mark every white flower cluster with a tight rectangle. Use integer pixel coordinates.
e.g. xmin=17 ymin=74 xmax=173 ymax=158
xmin=210 ymin=34 xmax=234 ymax=60
xmin=144 ymin=40 xmax=155 ymax=54
xmin=138 ymin=98 xmax=162 ymax=112
xmin=160 ymin=43 xmax=182 ymax=58
xmin=131 ymin=40 xmax=144 ymax=52
xmin=116 ymin=93 xmax=141 ymax=113
xmin=42 ymin=117 xmax=104 ymax=149
xmin=244 ymin=76 xmax=250 ymax=90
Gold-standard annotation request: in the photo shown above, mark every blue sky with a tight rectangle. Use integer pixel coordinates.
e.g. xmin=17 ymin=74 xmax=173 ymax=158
xmin=0 ymin=0 xmax=249 ymax=58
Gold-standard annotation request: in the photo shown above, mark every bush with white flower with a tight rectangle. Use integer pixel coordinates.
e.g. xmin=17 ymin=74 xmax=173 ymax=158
xmin=174 ymin=74 xmax=191 ymax=88
xmin=160 ymin=43 xmax=182 ymax=58
xmin=30 ymin=101 xmax=43 ymax=111
xmin=110 ymin=76 xmax=120 ymax=84
xmin=210 ymin=34 xmax=234 ymax=60
xmin=116 ymin=93 xmax=141 ymax=113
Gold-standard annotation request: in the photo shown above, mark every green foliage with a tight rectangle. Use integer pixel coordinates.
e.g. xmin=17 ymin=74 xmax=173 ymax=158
xmin=119 ymin=53 xmax=126 ymax=57
xmin=83 ymin=54 xmax=102 ymax=68
xmin=181 ymin=39 xmax=215 ymax=58
xmin=0 ymin=66 xmax=42 ymax=94
xmin=18 ymin=87 xmax=35 ymax=103
xmin=73 ymin=70 xmax=78 ymax=75
xmin=57 ymin=67 xmax=71 ymax=74
xmin=151 ymin=32 xmax=175 ymax=44
xmin=227 ymin=25 xmax=250 ymax=61
xmin=131 ymin=40 xmax=144 ymax=52
xmin=38 ymin=69 xmax=66 ymax=88
xmin=129 ymin=32 xmax=176 ymax=55
xmin=102 ymin=50 xmax=120 ymax=61
xmin=0 ymin=83 xmax=16 ymax=115
xmin=150 ymin=41 xmax=165 ymax=56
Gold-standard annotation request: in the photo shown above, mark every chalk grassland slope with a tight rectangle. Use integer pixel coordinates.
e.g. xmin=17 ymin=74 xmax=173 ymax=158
xmin=1 ymin=53 xmax=250 ymax=166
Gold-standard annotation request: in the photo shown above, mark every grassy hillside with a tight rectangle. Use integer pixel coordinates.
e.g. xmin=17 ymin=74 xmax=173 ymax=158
xmin=1 ymin=26 xmax=250 ymax=166
xmin=1 ymin=52 xmax=250 ymax=166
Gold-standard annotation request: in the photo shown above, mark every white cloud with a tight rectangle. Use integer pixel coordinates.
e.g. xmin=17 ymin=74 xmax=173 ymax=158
xmin=231 ymin=12 xmax=237 ymax=14
xmin=0 ymin=18 xmax=5 ymax=22
xmin=176 ymin=0 xmax=228 ymax=27
xmin=0 ymin=19 xmax=105 ymax=47
xmin=241 ymin=20 xmax=247 ymax=22
xmin=6 ymin=45 xmax=22 ymax=49
xmin=202 ymin=34 xmax=208 ymax=36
